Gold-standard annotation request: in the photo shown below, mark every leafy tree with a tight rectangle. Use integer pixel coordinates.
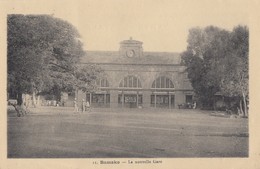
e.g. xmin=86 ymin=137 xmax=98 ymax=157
xmin=181 ymin=25 xmax=249 ymax=115
xmin=220 ymin=26 xmax=249 ymax=116
xmin=181 ymin=26 xmax=231 ymax=108
xmin=8 ymin=14 xmax=102 ymax=107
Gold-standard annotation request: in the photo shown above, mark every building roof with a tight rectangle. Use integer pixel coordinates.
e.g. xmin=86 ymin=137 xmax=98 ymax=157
xmin=120 ymin=39 xmax=143 ymax=44
xmin=80 ymin=51 xmax=181 ymax=65
xmin=120 ymin=37 xmax=143 ymax=44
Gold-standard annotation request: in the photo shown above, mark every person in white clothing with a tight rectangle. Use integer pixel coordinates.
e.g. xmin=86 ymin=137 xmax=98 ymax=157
xmin=193 ymin=101 xmax=197 ymax=109
xmin=74 ymin=98 xmax=78 ymax=113
xmin=86 ymin=101 xmax=91 ymax=112
xmin=82 ymin=99 xmax=86 ymax=112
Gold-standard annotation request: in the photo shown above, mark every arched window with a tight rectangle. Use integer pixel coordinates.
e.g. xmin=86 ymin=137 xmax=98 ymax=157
xmin=96 ymin=78 xmax=109 ymax=88
xmin=152 ymin=76 xmax=174 ymax=89
xmin=119 ymin=75 xmax=142 ymax=88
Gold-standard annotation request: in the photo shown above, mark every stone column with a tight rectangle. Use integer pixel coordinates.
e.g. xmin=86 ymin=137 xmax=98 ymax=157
xmin=110 ymin=90 xmax=118 ymax=108
xmin=154 ymin=94 xmax=157 ymax=108
xmin=169 ymin=94 xmax=171 ymax=109
xmin=122 ymin=91 xmax=124 ymax=108
xmin=142 ymin=90 xmax=151 ymax=108
xmin=175 ymin=90 xmax=185 ymax=108
xmin=104 ymin=93 xmax=107 ymax=107
xmin=136 ymin=91 xmax=139 ymax=108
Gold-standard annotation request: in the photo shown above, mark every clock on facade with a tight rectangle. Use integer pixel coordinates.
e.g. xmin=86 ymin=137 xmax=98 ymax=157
xmin=126 ymin=50 xmax=135 ymax=57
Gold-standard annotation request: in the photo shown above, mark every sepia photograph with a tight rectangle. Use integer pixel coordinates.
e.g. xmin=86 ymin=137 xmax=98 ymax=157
xmin=1 ymin=0 xmax=260 ymax=168
xmin=6 ymin=1 xmax=249 ymax=159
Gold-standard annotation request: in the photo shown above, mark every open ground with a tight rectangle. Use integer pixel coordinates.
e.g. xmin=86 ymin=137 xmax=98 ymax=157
xmin=7 ymin=107 xmax=248 ymax=158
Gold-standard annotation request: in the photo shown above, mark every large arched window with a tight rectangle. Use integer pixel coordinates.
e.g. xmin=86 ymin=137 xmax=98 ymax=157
xmin=152 ymin=76 xmax=174 ymax=89
xmin=96 ymin=78 xmax=109 ymax=88
xmin=119 ymin=75 xmax=142 ymax=88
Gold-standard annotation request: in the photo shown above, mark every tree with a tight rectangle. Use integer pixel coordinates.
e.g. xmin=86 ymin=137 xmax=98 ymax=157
xmin=181 ymin=25 xmax=249 ymax=115
xmin=220 ymin=26 xmax=249 ymax=116
xmin=181 ymin=26 xmax=231 ymax=108
xmin=8 ymin=14 xmax=102 ymax=107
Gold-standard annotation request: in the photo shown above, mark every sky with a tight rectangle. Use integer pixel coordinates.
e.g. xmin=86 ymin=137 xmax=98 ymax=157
xmin=4 ymin=0 xmax=249 ymax=52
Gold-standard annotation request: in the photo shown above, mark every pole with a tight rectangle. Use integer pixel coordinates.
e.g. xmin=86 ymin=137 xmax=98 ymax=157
xmin=122 ymin=91 xmax=124 ymax=108
xmin=137 ymin=91 xmax=139 ymax=108
xmin=169 ymin=93 xmax=171 ymax=109
xmin=104 ymin=92 xmax=106 ymax=107
xmin=154 ymin=93 xmax=157 ymax=108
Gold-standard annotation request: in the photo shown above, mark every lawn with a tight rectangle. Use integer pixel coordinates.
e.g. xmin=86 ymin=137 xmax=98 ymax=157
xmin=7 ymin=106 xmax=248 ymax=158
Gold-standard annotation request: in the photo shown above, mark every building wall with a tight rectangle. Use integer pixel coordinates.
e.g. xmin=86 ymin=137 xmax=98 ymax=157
xmin=75 ymin=38 xmax=194 ymax=109
xmin=76 ymin=63 xmax=193 ymax=109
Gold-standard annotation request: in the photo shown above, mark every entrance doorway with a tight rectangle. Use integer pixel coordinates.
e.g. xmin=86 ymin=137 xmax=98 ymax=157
xmin=151 ymin=94 xmax=175 ymax=108
xmin=118 ymin=94 xmax=142 ymax=108
xmin=185 ymin=95 xmax=193 ymax=104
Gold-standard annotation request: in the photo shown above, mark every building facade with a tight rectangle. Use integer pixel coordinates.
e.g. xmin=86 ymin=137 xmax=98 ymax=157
xmin=74 ymin=38 xmax=194 ymax=109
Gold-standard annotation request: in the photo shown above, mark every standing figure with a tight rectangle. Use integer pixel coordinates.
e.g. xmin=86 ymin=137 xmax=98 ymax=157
xmin=82 ymin=99 xmax=86 ymax=112
xmin=193 ymin=101 xmax=197 ymax=109
xmin=86 ymin=101 xmax=91 ymax=112
xmin=74 ymin=98 xmax=78 ymax=113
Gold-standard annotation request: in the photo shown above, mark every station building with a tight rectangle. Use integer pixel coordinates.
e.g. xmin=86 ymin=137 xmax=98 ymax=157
xmin=70 ymin=38 xmax=194 ymax=109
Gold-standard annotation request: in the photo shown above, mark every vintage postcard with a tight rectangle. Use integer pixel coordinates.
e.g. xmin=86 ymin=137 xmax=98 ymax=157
xmin=0 ymin=0 xmax=259 ymax=168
